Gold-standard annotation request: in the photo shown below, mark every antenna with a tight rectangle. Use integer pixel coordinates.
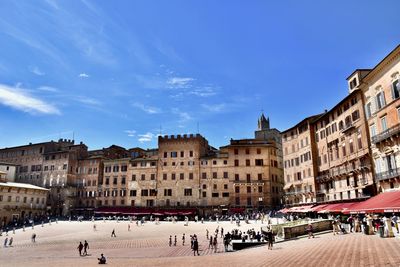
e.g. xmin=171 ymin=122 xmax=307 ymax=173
xmin=72 ymin=131 xmax=75 ymax=141
xmin=197 ymin=122 xmax=199 ymax=134
xmin=159 ymin=125 xmax=162 ymax=136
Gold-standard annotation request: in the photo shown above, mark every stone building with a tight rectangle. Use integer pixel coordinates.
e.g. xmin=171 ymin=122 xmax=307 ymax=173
xmin=0 ymin=171 xmax=48 ymax=226
xmin=282 ymin=115 xmax=321 ymax=206
xmin=0 ymin=162 xmax=17 ymax=182
xmin=313 ymin=89 xmax=375 ymax=202
xmin=351 ymin=45 xmax=400 ymax=192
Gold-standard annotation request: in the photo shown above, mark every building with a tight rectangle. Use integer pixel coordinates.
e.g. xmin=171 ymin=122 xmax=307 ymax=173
xmin=282 ymin=115 xmax=321 ymax=206
xmin=351 ymin=45 xmax=400 ymax=192
xmin=0 ymin=162 xmax=17 ymax=182
xmin=0 ymin=139 xmax=88 ymax=216
xmin=0 ymin=171 xmax=48 ymax=226
xmin=313 ymin=89 xmax=375 ymax=203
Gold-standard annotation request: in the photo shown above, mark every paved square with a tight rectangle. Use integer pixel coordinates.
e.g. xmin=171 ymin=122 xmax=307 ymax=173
xmin=1 ymin=220 xmax=400 ymax=267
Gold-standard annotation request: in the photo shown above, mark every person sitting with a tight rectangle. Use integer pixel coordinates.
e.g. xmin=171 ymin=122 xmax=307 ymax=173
xmin=98 ymin=253 xmax=106 ymax=264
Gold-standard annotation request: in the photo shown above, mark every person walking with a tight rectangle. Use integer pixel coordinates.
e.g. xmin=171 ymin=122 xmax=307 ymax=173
xmin=267 ymin=229 xmax=274 ymax=250
xmin=209 ymin=236 xmax=213 ymax=249
xmin=128 ymin=224 xmax=131 ymax=231
xmin=4 ymin=237 xmax=8 ymax=247
xmin=83 ymin=240 xmax=89 ymax=256
xmin=221 ymin=228 xmax=224 ymax=238
xmin=192 ymin=236 xmax=199 ymax=256
xmin=31 ymin=233 xmax=36 ymax=243
xmin=213 ymin=235 xmax=218 ymax=253
xmin=392 ymin=214 xmax=399 ymax=234
xmin=206 ymin=229 xmax=209 ymax=240
xmin=182 ymin=234 xmax=185 ymax=246
xmin=111 ymin=229 xmax=116 ymax=237
xmin=307 ymin=223 xmax=314 ymax=239
xmin=77 ymin=241 xmax=84 ymax=256
xmin=8 ymin=237 xmax=13 ymax=247
xmin=169 ymin=235 xmax=172 ymax=247
xmin=174 ymin=235 xmax=177 ymax=246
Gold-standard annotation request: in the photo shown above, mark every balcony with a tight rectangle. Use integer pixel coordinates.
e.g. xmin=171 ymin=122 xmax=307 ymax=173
xmin=342 ymin=122 xmax=355 ymax=133
xmin=375 ymin=167 xmax=400 ymax=182
xmin=371 ymin=123 xmax=400 ymax=144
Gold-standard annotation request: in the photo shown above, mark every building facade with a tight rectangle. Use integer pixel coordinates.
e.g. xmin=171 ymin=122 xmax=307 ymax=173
xmin=282 ymin=116 xmax=320 ymax=205
xmin=0 ymin=171 xmax=48 ymax=226
xmin=352 ymin=45 xmax=400 ymax=192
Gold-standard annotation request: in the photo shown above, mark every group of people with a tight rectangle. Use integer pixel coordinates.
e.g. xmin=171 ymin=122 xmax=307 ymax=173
xmin=77 ymin=240 xmax=90 ymax=256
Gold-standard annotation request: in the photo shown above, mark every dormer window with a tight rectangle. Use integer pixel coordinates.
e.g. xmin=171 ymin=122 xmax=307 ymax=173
xmin=350 ymin=78 xmax=358 ymax=89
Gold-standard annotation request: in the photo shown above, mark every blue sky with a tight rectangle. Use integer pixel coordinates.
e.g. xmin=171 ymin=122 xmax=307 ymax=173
xmin=0 ymin=0 xmax=399 ymax=150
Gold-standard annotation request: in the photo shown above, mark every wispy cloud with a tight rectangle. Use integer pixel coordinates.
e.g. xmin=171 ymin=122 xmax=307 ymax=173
xmin=138 ymin=132 xmax=155 ymax=143
xmin=0 ymin=84 xmax=60 ymax=115
xmin=201 ymin=103 xmax=227 ymax=112
xmin=172 ymin=108 xmax=192 ymax=123
xmin=132 ymin=102 xmax=161 ymax=114
xmin=37 ymin=86 xmax=58 ymax=92
xmin=75 ymin=96 xmax=101 ymax=106
xmin=166 ymin=77 xmax=194 ymax=89
xmin=124 ymin=130 xmax=136 ymax=137
xmin=79 ymin=73 xmax=90 ymax=78
xmin=30 ymin=66 xmax=45 ymax=76
xmin=189 ymin=86 xmax=218 ymax=97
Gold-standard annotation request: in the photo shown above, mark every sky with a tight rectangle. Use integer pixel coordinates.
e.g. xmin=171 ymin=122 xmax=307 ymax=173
xmin=0 ymin=0 xmax=399 ymax=150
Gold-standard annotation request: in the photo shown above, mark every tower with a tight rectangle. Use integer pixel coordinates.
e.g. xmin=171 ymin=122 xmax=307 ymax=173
xmin=258 ymin=113 xmax=270 ymax=130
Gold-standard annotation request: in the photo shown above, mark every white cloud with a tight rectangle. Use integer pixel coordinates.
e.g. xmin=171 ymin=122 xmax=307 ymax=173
xmin=138 ymin=132 xmax=154 ymax=143
xmin=166 ymin=77 xmax=194 ymax=89
xmin=132 ymin=102 xmax=161 ymax=114
xmin=202 ymin=103 xmax=227 ymax=112
xmin=37 ymin=86 xmax=58 ymax=92
xmin=189 ymin=86 xmax=218 ymax=97
xmin=30 ymin=66 xmax=45 ymax=76
xmin=76 ymin=96 xmax=101 ymax=106
xmin=124 ymin=130 xmax=136 ymax=137
xmin=0 ymin=84 xmax=60 ymax=115
xmin=79 ymin=73 xmax=90 ymax=78
xmin=172 ymin=108 xmax=192 ymax=123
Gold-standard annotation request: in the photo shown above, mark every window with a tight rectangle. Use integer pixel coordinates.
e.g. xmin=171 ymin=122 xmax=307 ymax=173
xmin=365 ymin=102 xmax=372 ymax=118
xmin=223 ymin=160 xmax=227 ymax=165
xmin=234 ymin=149 xmax=239 ymax=155
xmin=213 ymin=184 xmax=217 ymax=190
xmin=349 ymin=139 xmax=354 ymax=154
xmin=392 ymin=79 xmax=400 ymax=100
xmin=202 ymin=192 xmax=207 ymax=197
xmin=189 ymin=173 xmax=194 ymax=179
xmin=222 ymin=192 xmax=229 ymax=197
xmin=163 ymin=173 xmax=167 ymax=180
xmin=234 ymin=160 xmax=239 ymax=166
xmin=164 ymin=152 xmax=167 ymax=158
xmin=213 ymin=160 xmax=217 ymax=165
xmin=258 ymin=186 xmax=263 ymax=193
xmin=180 ymin=173 xmax=184 ymax=180
xmin=246 ymin=174 xmax=251 ymax=182
xmin=370 ymin=124 xmax=376 ymax=137
xmin=235 ymin=186 xmax=240 ymax=193
xmin=164 ymin=189 xmax=172 ymax=196
xmin=151 ymin=174 xmax=155 ymax=180
xmin=213 ymin=172 xmax=217 ymax=179
xmin=342 ymin=144 xmax=346 ymax=157
xmin=224 ymin=184 xmax=228 ymax=190
xmin=180 ymin=151 xmax=184 ymax=157
xmin=141 ymin=174 xmax=145 ymax=180
xmin=245 ymin=148 xmax=250 ymax=154
xmin=376 ymin=91 xmax=386 ymax=110
xmin=223 ymin=172 xmax=228 ymax=179
xmin=212 ymin=193 xmax=219 ymax=198
xmin=202 ymin=172 xmax=207 ymax=179
xmin=131 ymin=174 xmax=136 ymax=181
xmin=381 ymin=116 xmax=388 ymax=132
xmin=247 ymin=197 xmax=252 ymax=206
xmin=258 ymin=173 xmax=262 ymax=180
xmin=171 ymin=173 xmax=176 ymax=180
xmin=255 ymin=159 xmax=263 ymax=166
xmin=352 ymin=110 xmax=360 ymax=121
xmin=189 ymin=151 xmax=193 ymax=157
xmin=171 ymin=151 xmax=177 ymax=158
xmin=113 ymin=165 xmax=119 ymax=172
xmin=121 ymin=165 xmax=127 ymax=172
xmin=247 ymin=186 xmax=251 ymax=193
xmin=235 ymin=174 xmax=239 ymax=181
xmin=257 ymin=148 xmax=261 ymax=154
xmin=113 ymin=177 xmax=118 ymax=184
xmin=121 ymin=176 xmax=126 ymax=185
xmin=235 ymin=197 xmax=240 ymax=205
xmin=141 ymin=189 xmax=149 ymax=196
xmin=184 ymin=188 xmax=192 ymax=196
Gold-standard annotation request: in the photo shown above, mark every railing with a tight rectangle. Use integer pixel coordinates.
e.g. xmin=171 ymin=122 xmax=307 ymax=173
xmin=342 ymin=122 xmax=355 ymax=133
xmin=371 ymin=123 xmax=400 ymax=144
xmin=375 ymin=167 xmax=400 ymax=182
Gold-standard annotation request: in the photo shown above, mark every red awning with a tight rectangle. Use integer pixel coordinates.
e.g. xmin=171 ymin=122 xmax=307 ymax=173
xmin=346 ymin=191 xmax=400 ymax=214
xmin=318 ymin=202 xmax=358 ymax=213
xmin=310 ymin=204 xmax=328 ymax=212
xmin=287 ymin=205 xmax=314 ymax=213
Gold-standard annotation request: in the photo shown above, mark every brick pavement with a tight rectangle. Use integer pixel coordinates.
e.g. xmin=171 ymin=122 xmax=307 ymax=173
xmin=1 ymin=221 xmax=400 ymax=267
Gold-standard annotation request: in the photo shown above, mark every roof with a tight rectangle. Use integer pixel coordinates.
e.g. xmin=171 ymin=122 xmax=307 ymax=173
xmin=281 ymin=114 xmax=324 ymax=134
xmin=0 ymin=162 xmax=19 ymax=166
xmin=0 ymin=181 xmax=49 ymax=191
